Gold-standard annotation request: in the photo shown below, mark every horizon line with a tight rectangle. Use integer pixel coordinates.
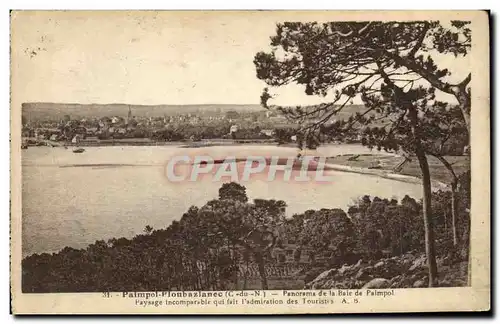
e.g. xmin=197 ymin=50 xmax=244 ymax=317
xmin=22 ymin=102 xmax=266 ymax=107
xmin=22 ymin=102 xmax=366 ymax=108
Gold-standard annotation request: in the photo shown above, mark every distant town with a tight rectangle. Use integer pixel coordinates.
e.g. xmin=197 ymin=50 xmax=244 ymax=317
xmin=21 ymin=104 xmax=363 ymax=148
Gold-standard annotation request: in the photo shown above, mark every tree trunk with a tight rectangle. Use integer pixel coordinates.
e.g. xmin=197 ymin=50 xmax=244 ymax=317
xmin=408 ymin=106 xmax=438 ymax=287
xmin=400 ymin=222 xmax=403 ymax=255
xmin=378 ymin=63 xmax=441 ymax=287
xmin=232 ymin=243 xmax=238 ymax=289
xmin=433 ymin=154 xmax=459 ymax=247
xmin=178 ymin=253 xmax=184 ymax=291
xmin=452 ymin=85 xmax=471 ymax=135
xmin=451 ymin=181 xmax=459 ymax=246
xmin=255 ymin=252 xmax=268 ymax=290
xmin=444 ymin=208 xmax=448 ymax=231
xmin=415 ymin=149 xmax=439 ymax=287
xmin=243 ymin=255 xmax=249 ymax=290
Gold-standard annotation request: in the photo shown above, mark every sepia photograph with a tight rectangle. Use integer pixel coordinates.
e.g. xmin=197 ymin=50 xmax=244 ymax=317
xmin=10 ymin=10 xmax=490 ymax=314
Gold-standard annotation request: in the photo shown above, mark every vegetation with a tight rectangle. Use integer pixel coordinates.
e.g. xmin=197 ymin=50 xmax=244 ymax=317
xmin=22 ymin=179 xmax=470 ymax=292
xmin=254 ymin=20 xmax=471 ymax=287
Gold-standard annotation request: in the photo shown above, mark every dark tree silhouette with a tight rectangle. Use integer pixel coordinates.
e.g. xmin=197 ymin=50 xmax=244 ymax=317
xmin=254 ymin=21 xmax=471 ymax=134
xmin=218 ymin=182 xmax=249 ymax=203
xmin=198 ymin=191 xmax=287 ymax=290
xmin=253 ymin=20 xmax=471 ymax=287
xmin=22 ymin=181 xmax=471 ymax=292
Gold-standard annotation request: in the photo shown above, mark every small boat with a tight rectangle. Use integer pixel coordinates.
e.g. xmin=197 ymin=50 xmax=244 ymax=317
xmin=73 ymin=148 xmax=85 ymax=153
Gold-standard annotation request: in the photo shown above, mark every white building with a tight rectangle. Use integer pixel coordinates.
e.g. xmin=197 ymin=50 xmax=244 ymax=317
xmin=71 ymin=134 xmax=82 ymax=144
xmin=260 ymin=129 xmax=275 ymax=137
xmin=230 ymin=125 xmax=239 ymax=133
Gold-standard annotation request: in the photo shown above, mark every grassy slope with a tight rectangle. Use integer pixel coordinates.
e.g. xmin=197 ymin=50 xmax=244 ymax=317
xmin=326 ymin=153 xmax=470 ymax=185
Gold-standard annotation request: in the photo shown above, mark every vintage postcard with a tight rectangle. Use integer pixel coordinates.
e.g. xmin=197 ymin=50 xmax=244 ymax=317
xmin=10 ymin=10 xmax=490 ymax=314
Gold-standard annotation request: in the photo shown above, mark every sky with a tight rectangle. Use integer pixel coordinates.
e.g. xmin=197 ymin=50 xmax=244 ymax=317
xmin=11 ymin=11 xmax=471 ymax=109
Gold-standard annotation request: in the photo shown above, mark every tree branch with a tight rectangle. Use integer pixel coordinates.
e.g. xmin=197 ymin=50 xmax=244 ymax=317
xmin=427 ymin=152 xmax=458 ymax=184
xmin=407 ymin=22 xmax=430 ymax=58
xmin=358 ymin=22 xmax=373 ymax=34
xmin=345 ymin=106 xmax=378 ymax=129
xmin=459 ymin=73 xmax=472 ymax=88
xmin=331 ymin=28 xmax=353 ymax=37
xmin=384 ymin=50 xmax=456 ymax=94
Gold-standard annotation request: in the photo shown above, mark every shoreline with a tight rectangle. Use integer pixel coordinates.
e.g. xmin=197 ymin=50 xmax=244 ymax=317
xmin=22 ymin=138 xmax=281 ymax=148
xmin=323 ymin=163 xmax=449 ymax=191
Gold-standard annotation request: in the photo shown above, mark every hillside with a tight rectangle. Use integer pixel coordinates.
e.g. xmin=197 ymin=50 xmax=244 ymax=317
xmin=21 ymin=102 xmax=370 ymax=122
xmin=21 ymin=103 xmax=267 ymax=121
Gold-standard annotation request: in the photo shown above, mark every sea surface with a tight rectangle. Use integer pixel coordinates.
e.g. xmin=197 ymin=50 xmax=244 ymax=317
xmin=21 ymin=144 xmax=422 ymax=257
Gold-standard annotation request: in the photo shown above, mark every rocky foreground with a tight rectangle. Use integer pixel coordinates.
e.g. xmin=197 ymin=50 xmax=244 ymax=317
xmin=304 ymin=251 xmax=469 ymax=289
